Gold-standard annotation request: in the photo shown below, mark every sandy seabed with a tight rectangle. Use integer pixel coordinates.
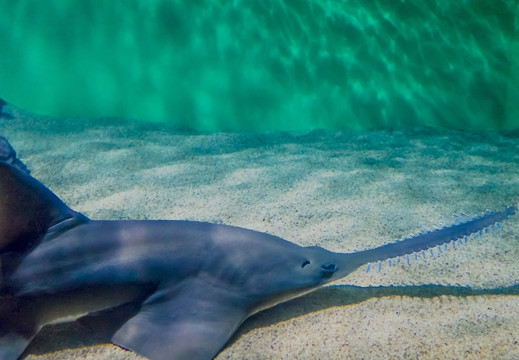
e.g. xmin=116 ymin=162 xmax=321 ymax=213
xmin=2 ymin=105 xmax=519 ymax=360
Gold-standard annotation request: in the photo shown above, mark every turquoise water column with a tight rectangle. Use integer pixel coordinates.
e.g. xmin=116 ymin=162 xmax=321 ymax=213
xmin=506 ymin=1 xmax=519 ymax=129
xmin=0 ymin=0 xmax=518 ymax=132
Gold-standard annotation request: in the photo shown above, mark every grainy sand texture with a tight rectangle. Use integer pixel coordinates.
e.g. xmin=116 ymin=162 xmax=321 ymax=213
xmin=2 ymin=104 xmax=519 ymax=360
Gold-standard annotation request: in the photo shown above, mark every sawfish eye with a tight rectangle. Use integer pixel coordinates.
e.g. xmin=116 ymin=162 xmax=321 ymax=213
xmin=301 ymin=259 xmax=311 ymax=268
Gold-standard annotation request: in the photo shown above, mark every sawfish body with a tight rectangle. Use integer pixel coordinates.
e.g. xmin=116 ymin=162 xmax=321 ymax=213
xmin=0 ymin=132 xmax=516 ymax=360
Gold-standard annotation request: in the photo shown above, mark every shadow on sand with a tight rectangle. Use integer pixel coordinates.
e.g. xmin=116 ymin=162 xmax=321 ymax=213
xmin=24 ymin=283 xmax=519 ymax=357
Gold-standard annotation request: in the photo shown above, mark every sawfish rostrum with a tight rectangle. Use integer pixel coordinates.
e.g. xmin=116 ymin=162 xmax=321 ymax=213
xmin=0 ymin=134 xmax=516 ymax=360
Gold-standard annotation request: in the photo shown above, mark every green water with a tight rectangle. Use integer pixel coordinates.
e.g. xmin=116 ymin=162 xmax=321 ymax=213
xmin=0 ymin=0 xmax=518 ymax=132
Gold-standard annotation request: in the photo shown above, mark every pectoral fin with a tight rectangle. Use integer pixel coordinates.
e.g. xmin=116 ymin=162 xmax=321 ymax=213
xmin=0 ymin=298 xmax=40 ymax=360
xmin=0 ymin=332 xmax=36 ymax=360
xmin=112 ymin=279 xmax=247 ymax=360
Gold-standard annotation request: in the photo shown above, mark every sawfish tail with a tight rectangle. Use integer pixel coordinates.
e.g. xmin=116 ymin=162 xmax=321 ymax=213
xmin=355 ymin=206 xmax=517 ymax=270
xmin=0 ymin=97 xmax=14 ymax=120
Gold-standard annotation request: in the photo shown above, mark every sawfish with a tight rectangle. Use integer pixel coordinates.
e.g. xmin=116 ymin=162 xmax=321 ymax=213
xmin=0 ymin=133 xmax=516 ymax=360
